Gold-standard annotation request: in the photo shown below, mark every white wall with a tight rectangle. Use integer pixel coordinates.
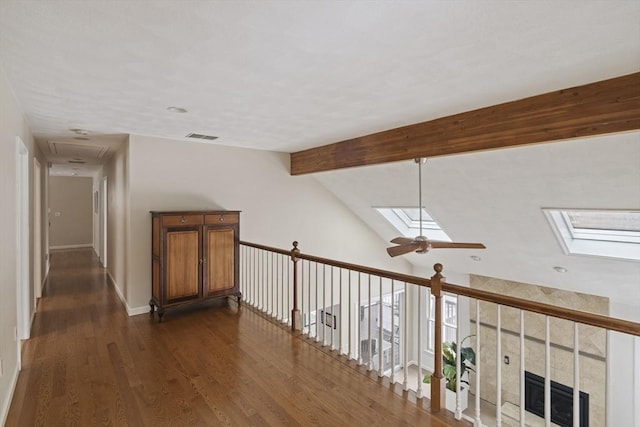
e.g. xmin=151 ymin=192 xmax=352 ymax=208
xmin=0 ymin=67 xmax=43 ymax=425
xmin=49 ymin=176 xmax=93 ymax=248
xmin=126 ymin=134 xmax=410 ymax=311
xmin=608 ymin=301 xmax=640 ymax=427
xmin=102 ymin=139 xmax=130 ymax=310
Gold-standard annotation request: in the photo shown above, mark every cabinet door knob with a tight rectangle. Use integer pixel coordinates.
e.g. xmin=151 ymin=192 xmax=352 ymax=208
xmin=219 ymin=215 xmax=224 ymax=221
xmin=180 ymin=217 xmax=186 ymax=224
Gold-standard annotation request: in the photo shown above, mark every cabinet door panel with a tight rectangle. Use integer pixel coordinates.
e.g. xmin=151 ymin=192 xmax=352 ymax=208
xmin=166 ymin=230 xmax=200 ymax=301
xmin=206 ymin=228 xmax=235 ymax=294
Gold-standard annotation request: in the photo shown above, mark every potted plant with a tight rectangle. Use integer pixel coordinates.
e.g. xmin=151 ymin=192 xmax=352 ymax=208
xmin=423 ymin=335 xmax=476 ymax=411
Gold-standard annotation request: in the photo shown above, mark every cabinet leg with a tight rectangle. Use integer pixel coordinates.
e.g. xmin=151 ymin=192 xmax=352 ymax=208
xmin=158 ymin=308 xmax=165 ymax=323
xmin=236 ymin=292 xmax=242 ymax=305
xmin=149 ymin=300 xmax=155 ymax=314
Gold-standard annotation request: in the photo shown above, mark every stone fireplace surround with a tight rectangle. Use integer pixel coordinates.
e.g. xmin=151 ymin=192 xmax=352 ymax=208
xmin=468 ymin=275 xmax=607 ymax=426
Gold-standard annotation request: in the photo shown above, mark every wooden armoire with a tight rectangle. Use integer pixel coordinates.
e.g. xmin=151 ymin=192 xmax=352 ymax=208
xmin=149 ymin=210 xmax=241 ymax=321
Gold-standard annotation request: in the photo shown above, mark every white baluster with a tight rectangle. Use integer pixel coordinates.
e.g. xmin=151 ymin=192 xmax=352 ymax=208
xmin=496 ymin=305 xmax=502 ymax=427
xmin=322 ymin=264 xmax=327 ymax=346
xmin=286 ymin=252 xmax=290 ymax=326
xmin=331 ymin=266 xmax=335 ymax=351
xmin=368 ymin=275 xmax=373 ymax=371
xmin=545 ymin=316 xmax=551 ymax=427
xmin=573 ymin=322 xmax=580 ymax=427
xmin=455 ymin=294 xmax=462 ymax=419
xmin=339 ymin=268 xmax=343 ymax=355
xmin=315 ymin=263 xmax=320 ymax=341
xmin=391 ymin=280 xmax=395 ymax=384
xmin=300 ymin=260 xmax=304 ymax=332
xmin=272 ymin=252 xmax=276 ymax=316
xmin=250 ymin=247 xmax=255 ymax=307
xmin=474 ymin=299 xmax=481 ymax=427
xmin=417 ymin=286 xmax=423 ymax=399
xmin=403 ymin=283 xmax=408 ymax=391
xmin=348 ymin=270 xmax=353 ymax=360
xmin=358 ymin=273 xmax=362 ymax=364
xmin=280 ymin=254 xmax=284 ymax=322
xmin=520 ymin=310 xmax=525 ymax=427
xmin=378 ymin=277 xmax=383 ymax=378
xmin=262 ymin=250 xmax=266 ymax=312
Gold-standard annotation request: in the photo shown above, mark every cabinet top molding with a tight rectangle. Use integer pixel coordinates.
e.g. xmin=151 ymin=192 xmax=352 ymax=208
xmin=150 ymin=210 xmax=241 ymax=214
xmin=290 ymin=72 xmax=640 ymax=175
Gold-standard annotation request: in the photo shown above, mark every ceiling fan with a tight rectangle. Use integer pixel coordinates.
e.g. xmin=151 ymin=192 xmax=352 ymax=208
xmin=386 ymin=158 xmax=486 ymax=257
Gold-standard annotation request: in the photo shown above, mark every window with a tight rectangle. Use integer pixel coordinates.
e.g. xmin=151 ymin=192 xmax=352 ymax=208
xmin=427 ymin=292 xmax=457 ymax=351
xmin=543 ymin=209 xmax=640 ymax=261
xmin=375 ymin=207 xmax=451 ymax=241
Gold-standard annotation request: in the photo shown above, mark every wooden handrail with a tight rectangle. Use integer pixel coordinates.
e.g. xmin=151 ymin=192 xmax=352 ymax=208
xmin=241 ymin=241 xmax=432 ymax=287
xmin=239 ymin=241 xmax=640 ymax=336
xmin=241 ymin=240 xmax=291 ymax=256
xmin=443 ymin=282 xmax=640 ymax=336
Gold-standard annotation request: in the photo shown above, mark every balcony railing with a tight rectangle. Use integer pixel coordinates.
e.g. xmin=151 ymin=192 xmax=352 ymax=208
xmin=239 ymin=241 xmax=640 ymax=426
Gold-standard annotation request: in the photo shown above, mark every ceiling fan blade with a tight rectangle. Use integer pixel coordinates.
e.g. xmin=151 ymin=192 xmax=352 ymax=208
xmin=429 ymin=242 xmax=486 ymax=249
xmin=386 ymin=242 xmax=422 ymax=257
xmin=390 ymin=236 xmax=415 ymax=244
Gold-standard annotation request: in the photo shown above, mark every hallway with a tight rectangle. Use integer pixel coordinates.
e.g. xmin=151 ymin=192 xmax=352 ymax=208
xmin=6 ymin=249 xmax=466 ymax=426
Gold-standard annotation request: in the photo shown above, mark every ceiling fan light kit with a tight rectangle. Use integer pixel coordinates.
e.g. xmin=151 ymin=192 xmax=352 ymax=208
xmin=386 ymin=158 xmax=486 ymax=257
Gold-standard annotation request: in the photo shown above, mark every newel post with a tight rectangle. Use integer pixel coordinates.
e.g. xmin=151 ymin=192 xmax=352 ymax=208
xmin=430 ymin=263 xmax=446 ymax=412
xmin=290 ymin=241 xmax=302 ymax=332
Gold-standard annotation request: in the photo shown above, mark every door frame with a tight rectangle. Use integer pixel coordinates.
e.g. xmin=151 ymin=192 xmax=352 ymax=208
xmin=33 ymin=157 xmax=42 ymax=303
xmin=101 ymin=176 xmax=107 ymax=268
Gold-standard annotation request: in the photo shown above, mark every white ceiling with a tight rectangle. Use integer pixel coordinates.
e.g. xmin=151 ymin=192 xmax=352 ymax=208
xmin=0 ymin=1 xmax=638 ymax=305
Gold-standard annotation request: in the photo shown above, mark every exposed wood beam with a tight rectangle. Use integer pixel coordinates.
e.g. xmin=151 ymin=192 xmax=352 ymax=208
xmin=290 ymin=72 xmax=640 ymax=175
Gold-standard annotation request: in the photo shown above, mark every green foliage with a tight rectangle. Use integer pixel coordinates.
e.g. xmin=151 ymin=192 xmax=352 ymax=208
xmin=423 ymin=336 xmax=476 ymax=392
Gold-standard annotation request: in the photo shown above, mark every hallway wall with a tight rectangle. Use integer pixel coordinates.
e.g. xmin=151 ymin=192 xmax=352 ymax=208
xmin=101 ymin=139 xmax=130 ymax=310
xmin=0 ymin=68 xmax=44 ymax=425
xmin=125 ymin=134 xmax=411 ymax=311
xmin=49 ymin=176 xmax=93 ymax=248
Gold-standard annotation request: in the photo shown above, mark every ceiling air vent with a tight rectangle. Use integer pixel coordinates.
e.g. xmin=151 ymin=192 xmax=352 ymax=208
xmin=68 ymin=160 xmax=86 ymax=164
xmin=186 ymin=133 xmax=218 ymax=141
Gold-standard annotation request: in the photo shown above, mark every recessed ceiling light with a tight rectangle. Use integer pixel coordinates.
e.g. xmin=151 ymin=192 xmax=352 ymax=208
xmin=553 ymin=266 xmax=568 ymax=273
xmin=470 ymin=255 xmax=482 ymax=261
xmin=167 ymin=106 xmax=188 ymax=113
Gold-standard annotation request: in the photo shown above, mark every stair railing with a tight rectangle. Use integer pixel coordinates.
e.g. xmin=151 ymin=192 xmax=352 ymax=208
xmin=239 ymin=240 xmax=640 ymax=425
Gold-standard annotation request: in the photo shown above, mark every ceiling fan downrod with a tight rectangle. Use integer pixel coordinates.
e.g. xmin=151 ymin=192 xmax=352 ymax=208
xmin=415 ymin=157 xmax=427 ymax=240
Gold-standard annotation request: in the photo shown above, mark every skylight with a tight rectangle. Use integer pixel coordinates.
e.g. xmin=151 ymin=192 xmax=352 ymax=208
xmin=543 ymin=209 xmax=640 ymax=261
xmin=376 ymin=207 xmax=451 ymax=241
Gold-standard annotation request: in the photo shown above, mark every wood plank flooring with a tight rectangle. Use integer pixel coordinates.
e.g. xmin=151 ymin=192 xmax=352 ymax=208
xmin=6 ymin=249 xmax=468 ymax=426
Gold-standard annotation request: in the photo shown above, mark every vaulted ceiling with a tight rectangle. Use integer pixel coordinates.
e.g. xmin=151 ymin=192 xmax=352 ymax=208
xmin=0 ymin=1 xmax=638 ymax=306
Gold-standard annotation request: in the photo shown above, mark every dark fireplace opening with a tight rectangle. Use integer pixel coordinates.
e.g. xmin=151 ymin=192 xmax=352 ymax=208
xmin=524 ymin=371 xmax=589 ymax=427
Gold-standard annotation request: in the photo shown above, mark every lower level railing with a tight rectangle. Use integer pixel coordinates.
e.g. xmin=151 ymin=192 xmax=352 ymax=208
xmin=239 ymin=241 xmax=640 ymax=427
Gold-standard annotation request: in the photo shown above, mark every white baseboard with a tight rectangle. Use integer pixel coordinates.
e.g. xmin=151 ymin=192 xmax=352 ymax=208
xmin=1 ymin=364 xmax=19 ymax=427
xmin=50 ymin=244 xmax=93 ymax=250
xmin=127 ymin=305 xmax=150 ymax=316
xmin=105 ymin=271 xmax=148 ymax=317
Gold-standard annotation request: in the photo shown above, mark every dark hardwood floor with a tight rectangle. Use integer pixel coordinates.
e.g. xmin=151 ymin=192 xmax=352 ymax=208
xmin=6 ymin=249 xmax=467 ymax=426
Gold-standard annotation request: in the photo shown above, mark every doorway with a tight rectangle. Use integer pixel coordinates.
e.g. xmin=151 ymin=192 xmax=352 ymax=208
xmin=33 ymin=158 xmax=42 ymax=304
xmin=16 ymin=137 xmax=30 ymax=361
xmin=101 ymin=176 xmax=107 ymax=268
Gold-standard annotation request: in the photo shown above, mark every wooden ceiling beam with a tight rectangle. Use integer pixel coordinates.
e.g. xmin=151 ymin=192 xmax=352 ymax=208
xmin=290 ymin=72 xmax=640 ymax=175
